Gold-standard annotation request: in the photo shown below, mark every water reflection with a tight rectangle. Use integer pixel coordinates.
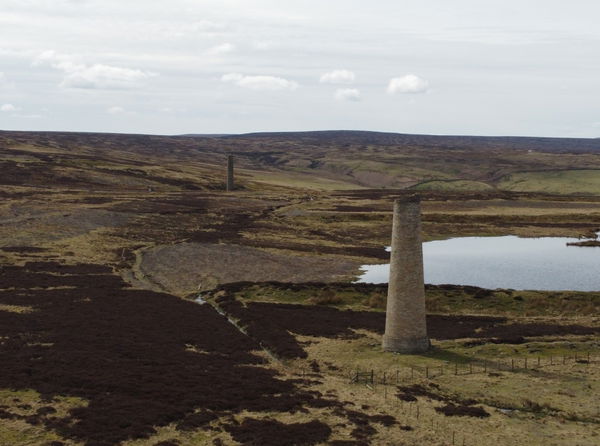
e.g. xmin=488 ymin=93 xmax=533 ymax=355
xmin=357 ymin=235 xmax=600 ymax=291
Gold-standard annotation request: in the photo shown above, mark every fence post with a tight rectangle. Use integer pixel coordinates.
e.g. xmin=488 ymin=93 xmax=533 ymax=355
xmin=455 ymin=363 xmax=458 ymax=375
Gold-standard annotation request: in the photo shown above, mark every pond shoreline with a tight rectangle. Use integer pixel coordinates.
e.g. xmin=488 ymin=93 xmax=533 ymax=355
xmin=357 ymin=234 xmax=600 ymax=291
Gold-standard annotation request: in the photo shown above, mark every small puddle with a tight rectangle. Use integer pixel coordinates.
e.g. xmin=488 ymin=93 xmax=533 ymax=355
xmin=357 ymin=235 xmax=600 ymax=291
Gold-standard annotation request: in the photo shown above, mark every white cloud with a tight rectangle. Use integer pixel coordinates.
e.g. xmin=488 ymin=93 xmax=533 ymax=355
xmin=221 ymin=73 xmax=299 ymax=91
xmin=189 ymin=20 xmax=225 ymax=32
xmin=387 ymin=74 xmax=429 ymax=94
xmin=252 ymin=41 xmax=274 ymax=51
xmin=62 ymin=64 xmax=153 ymax=89
xmin=34 ymin=50 xmax=155 ymax=90
xmin=1 ymin=103 xmax=17 ymax=112
xmin=107 ymin=106 xmax=125 ymax=114
xmin=320 ymin=69 xmax=355 ymax=84
xmin=205 ymin=43 xmax=235 ymax=56
xmin=334 ymin=88 xmax=361 ymax=102
xmin=12 ymin=113 xmax=43 ymax=119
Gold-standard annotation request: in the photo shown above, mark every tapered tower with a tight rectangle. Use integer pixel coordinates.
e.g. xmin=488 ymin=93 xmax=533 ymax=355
xmin=226 ymin=155 xmax=234 ymax=191
xmin=382 ymin=195 xmax=430 ymax=353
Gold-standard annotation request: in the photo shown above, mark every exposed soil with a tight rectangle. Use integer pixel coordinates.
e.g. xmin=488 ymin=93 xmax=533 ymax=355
xmin=396 ymin=384 xmax=490 ymax=418
xmin=139 ymin=243 xmax=361 ymax=295
xmin=0 ymin=246 xmax=48 ymax=253
xmin=435 ymin=403 xmax=490 ymax=418
xmin=396 ymin=384 xmax=443 ymax=402
xmin=566 ymin=240 xmax=600 ymax=247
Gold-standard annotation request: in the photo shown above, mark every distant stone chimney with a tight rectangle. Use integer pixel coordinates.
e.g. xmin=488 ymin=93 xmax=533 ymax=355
xmin=382 ymin=195 xmax=430 ymax=353
xmin=226 ymin=155 xmax=234 ymax=191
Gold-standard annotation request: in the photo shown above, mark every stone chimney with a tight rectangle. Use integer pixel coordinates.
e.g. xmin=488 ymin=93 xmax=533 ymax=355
xmin=382 ymin=195 xmax=430 ymax=353
xmin=226 ymin=155 xmax=234 ymax=191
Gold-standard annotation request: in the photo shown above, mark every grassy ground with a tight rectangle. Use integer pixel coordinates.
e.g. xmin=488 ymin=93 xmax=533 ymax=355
xmin=202 ymin=281 xmax=600 ymax=446
xmin=2 ymin=130 xmax=600 ymax=445
xmin=228 ymin=281 xmax=600 ymax=318
xmin=498 ymin=170 xmax=600 ymax=194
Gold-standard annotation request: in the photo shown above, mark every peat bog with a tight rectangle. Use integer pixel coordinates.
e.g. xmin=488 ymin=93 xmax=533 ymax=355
xmin=1 ymin=259 xmax=394 ymax=445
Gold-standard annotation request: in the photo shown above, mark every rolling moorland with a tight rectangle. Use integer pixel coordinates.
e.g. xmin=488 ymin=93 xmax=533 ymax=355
xmin=1 ymin=129 xmax=600 ymax=446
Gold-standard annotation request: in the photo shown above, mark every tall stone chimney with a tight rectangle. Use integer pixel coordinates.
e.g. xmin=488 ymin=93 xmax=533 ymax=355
xmin=382 ymin=195 xmax=430 ymax=353
xmin=226 ymin=155 xmax=234 ymax=191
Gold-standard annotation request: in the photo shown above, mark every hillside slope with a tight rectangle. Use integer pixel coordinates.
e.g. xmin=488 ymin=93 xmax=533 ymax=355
xmin=3 ymin=129 xmax=600 ymax=192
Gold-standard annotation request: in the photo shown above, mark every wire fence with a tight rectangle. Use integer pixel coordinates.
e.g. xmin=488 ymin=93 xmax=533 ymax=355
xmin=333 ymin=351 xmax=599 ymax=446
xmin=339 ymin=351 xmax=598 ymax=385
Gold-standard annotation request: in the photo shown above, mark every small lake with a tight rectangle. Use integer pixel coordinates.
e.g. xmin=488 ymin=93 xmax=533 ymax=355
xmin=357 ymin=235 xmax=600 ymax=291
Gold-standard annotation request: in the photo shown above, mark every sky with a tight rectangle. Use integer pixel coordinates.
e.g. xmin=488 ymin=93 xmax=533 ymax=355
xmin=0 ymin=0 xmax=599 ymax=137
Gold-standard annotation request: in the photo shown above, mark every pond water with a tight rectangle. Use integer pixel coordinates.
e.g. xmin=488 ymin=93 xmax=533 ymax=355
xmin=356 ymin=235 xmax=600 ymax=291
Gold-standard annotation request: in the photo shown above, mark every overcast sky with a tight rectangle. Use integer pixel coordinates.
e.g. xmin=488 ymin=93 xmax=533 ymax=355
xmin=1 ymin=0 xmax=599 ymax=137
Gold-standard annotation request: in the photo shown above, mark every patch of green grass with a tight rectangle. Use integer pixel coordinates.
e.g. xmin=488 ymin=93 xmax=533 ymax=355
xmin=413 ymin=179 xmax=494 ymax=191
xmin=0 ymin=388 xmax=88 ymax=446
xmin=498 ymin=169 xmax=600 ymax=195
xmin=426 ymin=287 xmax=600 ymax=317
xmin=234 ymin=283 xmax=387 ymax=311
xmin=233 ymin=283 xmax=600 ymax=318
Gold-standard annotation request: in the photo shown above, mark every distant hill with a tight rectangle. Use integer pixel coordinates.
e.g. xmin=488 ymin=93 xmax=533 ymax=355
xmin=180 ymin=134 xmax=236 ymax=137
xmin=3 ymin=129 xmax=600 ymax=193
xmin=224 ymin=130 xmax=600 ymax=153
